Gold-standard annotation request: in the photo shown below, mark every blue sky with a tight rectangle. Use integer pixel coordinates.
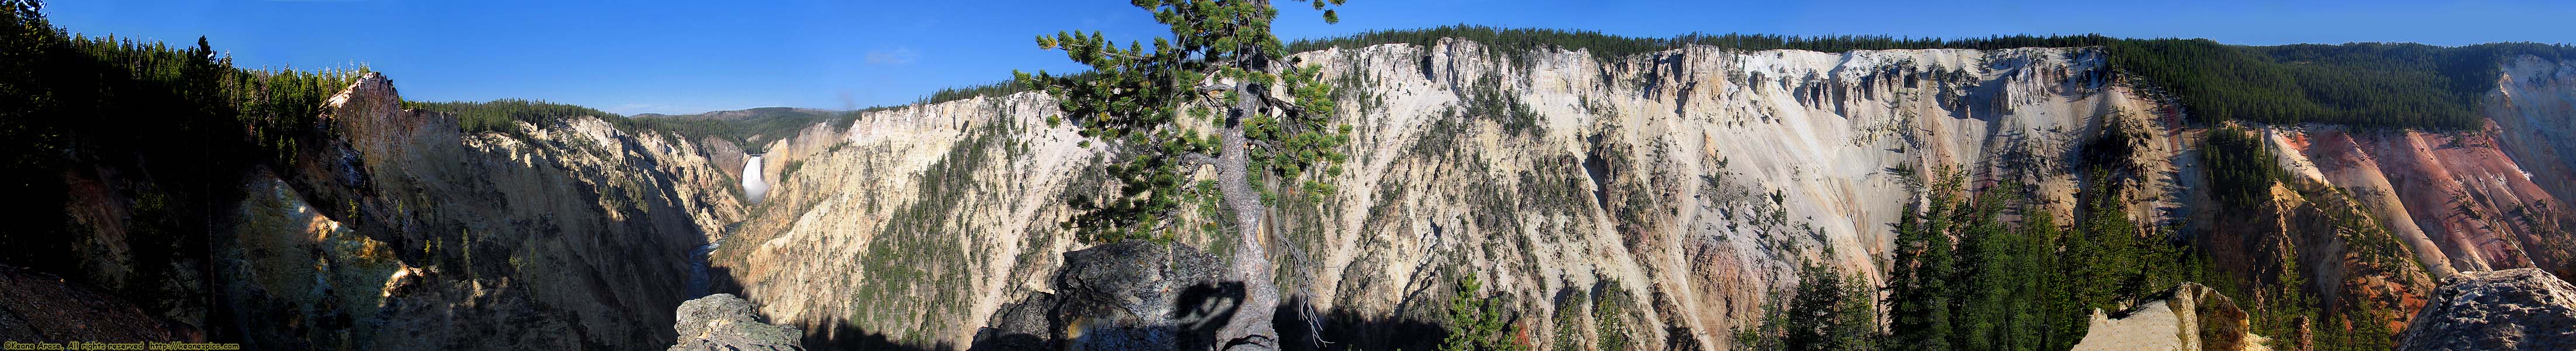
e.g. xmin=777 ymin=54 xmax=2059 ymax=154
xmin=43 ymin=0 xmax=2576 ymax=115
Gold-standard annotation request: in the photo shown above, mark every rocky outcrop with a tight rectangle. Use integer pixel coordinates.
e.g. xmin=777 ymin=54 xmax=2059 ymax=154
xmin=2396 ymin=268 xmax=2576 ymax=350
xmin=2072 ymin=283 xmax=2263 ymax=351
xmin=670 ymin=294 xmax=804 ymax=351
xmin=973 ymin=242 xmax=1232 ymax=351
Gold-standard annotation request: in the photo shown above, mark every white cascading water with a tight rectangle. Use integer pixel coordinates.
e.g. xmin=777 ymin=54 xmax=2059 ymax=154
xmin=742 ymin=154 xmax=767 ymax=204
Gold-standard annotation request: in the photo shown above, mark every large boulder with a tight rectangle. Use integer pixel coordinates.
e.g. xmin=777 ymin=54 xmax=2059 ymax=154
xmin=670 ymin=294 xmax=804 ymax=351
xmin=973 ymin=242 xmax=1235 ymax=351
xmin=2072 ymin=283 xmax=2261 ymax=351
xmin=2397 ymin=268 xmax=2576 ymax=351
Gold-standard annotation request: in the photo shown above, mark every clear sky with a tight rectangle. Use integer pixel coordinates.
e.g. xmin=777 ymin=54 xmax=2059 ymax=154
xmin=43 ymin=0 xmax=2576 ymax=115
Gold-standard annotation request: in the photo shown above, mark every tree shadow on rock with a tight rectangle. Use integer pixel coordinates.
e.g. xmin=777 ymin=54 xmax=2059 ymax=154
xmin=965 ymin=242 xmax=1452 ymax=351
xmin=1274 ymin=295 xmax=1448 ymax=351
xmin=1173 ymin=281 xmax=1244 ymax=350
xmin=805 ymin=314 xmax=958 ymax=351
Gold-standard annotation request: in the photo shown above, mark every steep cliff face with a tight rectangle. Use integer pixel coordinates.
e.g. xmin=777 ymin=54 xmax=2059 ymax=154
xmin=709 ymin=39 xmax=2576 ymax=350
xmin=25 ymin=37 xmax=2574 ymax=350
xmin=1280 ymin=42 xmax=2158 ymax=350
xmin=714 ymin=40 xmax=2174 ymax=349
xmin=2488 ymin=57 xmax=2576 ymax=205
xmin=713 ymin=91 xmax=1096 ymax=349
xmin=2232 ymin=55 xmax=2576 ymax=333
xmin=2484 ymin=56 xmax=2576 ymax=279
xmin=2284 ymin=126 xmax=2570 ymax=278
xmin=212 ymin=73 xmax=747 ymax=349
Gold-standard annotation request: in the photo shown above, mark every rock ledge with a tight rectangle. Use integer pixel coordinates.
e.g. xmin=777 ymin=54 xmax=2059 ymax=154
xmin=670 ymin=294 xmax=804 ymax=351
xmin=2397 ymin=268 xmax=2576 ymax=351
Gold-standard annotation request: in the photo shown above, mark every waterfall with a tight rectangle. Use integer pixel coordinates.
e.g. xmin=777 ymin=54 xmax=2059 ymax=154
xmin=692 ymin=153 xmax=764 ymax=298
xmin=742 ymin=154 xmax=767 ymax=204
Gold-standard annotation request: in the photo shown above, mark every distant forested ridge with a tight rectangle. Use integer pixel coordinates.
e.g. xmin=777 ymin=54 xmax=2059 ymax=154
xmin=618 ymin=110 xmax=852 ymax=152
xmin=402 ymin=98 xmax=625 ymax=136
xmin=425 ymin=27 xmax=2576 ymax=149
xmin=1290 ymin=25 xmax=2576 ymax=130
xmin=401 ymin=82 xmax=1043 ymax=152
xmin=400 ymin=98 xmax=849 ymax=153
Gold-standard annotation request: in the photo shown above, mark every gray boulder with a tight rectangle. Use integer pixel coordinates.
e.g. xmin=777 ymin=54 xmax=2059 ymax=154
xmin=973 ymin=242 xmax=1236 ymax=351
xmin=2398 ymin=268 xmax=2576 ymax=351
xmin=670 ymin=294 xmax=805 ymax=351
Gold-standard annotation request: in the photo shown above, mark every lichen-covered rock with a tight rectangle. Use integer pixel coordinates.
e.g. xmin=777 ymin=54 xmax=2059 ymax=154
xmin=1053 ymin=242 xmax=1228 ymax=350
xmin=671 ymin=294 xmax=804 ymax=351
xmin=970 ymin=291 xmax=1056 ymax=351
xmin=973 ymin=242 xmax=1231 ymax=351
xmin=2396 ymin=268 xmax=2576 ymax=351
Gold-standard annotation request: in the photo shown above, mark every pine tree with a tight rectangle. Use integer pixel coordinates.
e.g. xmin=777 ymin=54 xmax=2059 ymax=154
xmin=1442 ymin=276 xmax=1523 ymax=351
xmin=1886 ymin=170 xmax=1961 ymax=351
xmin=1832 ymin=270 xmax=1882 ymax=351
xmin=1014 ymin=0 xmax=1351 ymax=347
xmin=1784 ymin=263 xmax=1849 ymax=350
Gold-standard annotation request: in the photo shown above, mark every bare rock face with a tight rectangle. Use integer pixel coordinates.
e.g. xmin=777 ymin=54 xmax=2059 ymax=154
xmin=2488 ymin=56 xmax=2576 ymax=210
xmin=713 ymin=40 xmax=2576 ymax=350
xmin=670 ymin=294 xmax=804 ymax=351
xmin=2396 ymin=268 xmax=2576 ymax=351
xmin=211 ymin=72 xmax=744 ymax=350
xmin=2072 ymin=283 xmax=2261 ymax=351
xmin=725 ymin=40 xmax=2149 ymax=349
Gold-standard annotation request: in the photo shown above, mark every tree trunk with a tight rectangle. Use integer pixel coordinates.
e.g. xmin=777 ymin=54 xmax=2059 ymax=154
xmin=1213 ymin=90 xmax=1280 ymax=350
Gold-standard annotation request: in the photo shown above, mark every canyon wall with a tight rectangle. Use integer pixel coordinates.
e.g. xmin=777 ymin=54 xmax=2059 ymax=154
xmin=27 ymin=40 xmax=2573 ymax=351
xmin=712 ymin=40 xmax=2576 ymax=350
xmin=213 ymin=73 xmax=747 ymax=349
xmin=715 ymin=40 xmax=2175 ymax=349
